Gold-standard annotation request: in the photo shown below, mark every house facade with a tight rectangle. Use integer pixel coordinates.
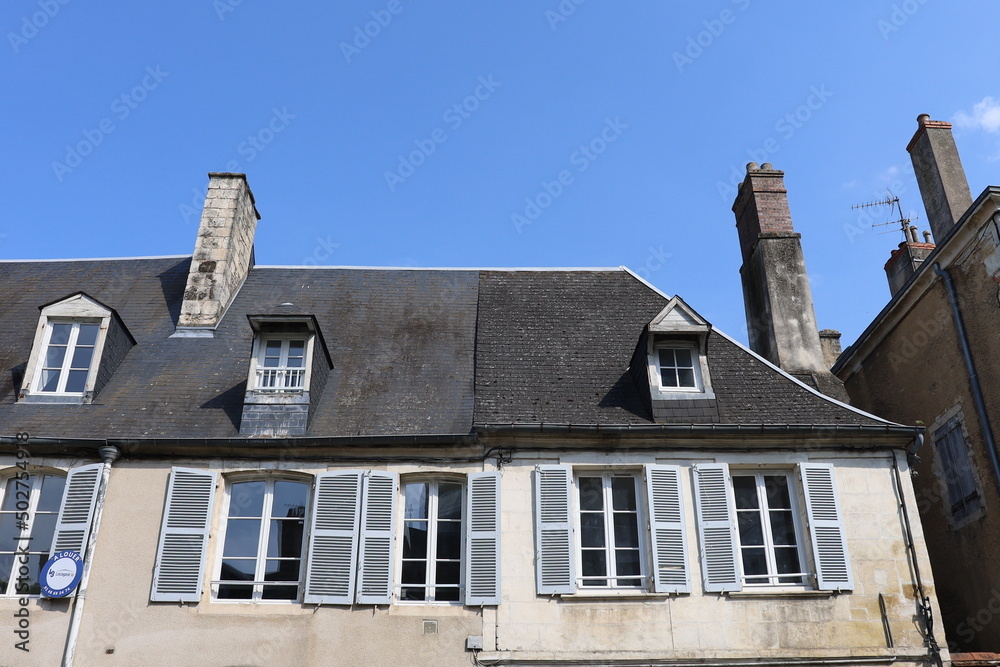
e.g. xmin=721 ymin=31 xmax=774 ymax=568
xmin=0 ymin=172 xmax=947 ymax=665
xmin=835 ymin=115 xmax=1000 ymax=655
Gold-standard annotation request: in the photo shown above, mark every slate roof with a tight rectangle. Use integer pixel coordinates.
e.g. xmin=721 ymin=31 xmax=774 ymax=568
xmin=0 ymin=258 xmax=888 ymax=439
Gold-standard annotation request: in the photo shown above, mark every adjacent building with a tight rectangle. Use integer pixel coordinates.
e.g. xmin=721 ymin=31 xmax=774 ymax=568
xmin=0 ymin=172 xmax=947 ymax=665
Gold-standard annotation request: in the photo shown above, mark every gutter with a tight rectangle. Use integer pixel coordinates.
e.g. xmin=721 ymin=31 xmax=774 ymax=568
xmin=934 ymin=262 xmax=1000 ymax=496
xmin=477 ymin=423 xmax=921 ymax=438
xmin=62 ymin=444 xmax=119 ymax=667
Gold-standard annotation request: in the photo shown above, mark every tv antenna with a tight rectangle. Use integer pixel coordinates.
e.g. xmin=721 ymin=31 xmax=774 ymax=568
xmin=851 ymin=190 xmax=918 ymax=236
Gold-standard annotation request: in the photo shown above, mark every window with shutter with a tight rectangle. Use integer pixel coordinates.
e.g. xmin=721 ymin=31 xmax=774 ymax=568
xmin=692 ymin=463 xmax=740 ymax=593
xmin=534 ymin=465 xmax=575 ymax=595
xmin=150 ymin=468 xmax=217 ymax=603
xmin=304 ymin=470 xmax=362 ymax=605
xmin=799 ymin=463 xmax=853 ymax=592
xmin=0 ymin=471 xmax=68 ymax=596
xmin=645 ymin=465 xmax=690 ymax=594
xmin=465 ymin=472 xmax=500 ymax=605
xmin=357 ymin=471 xmax=398 ymax=604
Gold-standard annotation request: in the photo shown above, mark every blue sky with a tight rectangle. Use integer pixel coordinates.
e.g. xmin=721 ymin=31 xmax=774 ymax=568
xmin=3 ymin=1 xmax=999 ymax=348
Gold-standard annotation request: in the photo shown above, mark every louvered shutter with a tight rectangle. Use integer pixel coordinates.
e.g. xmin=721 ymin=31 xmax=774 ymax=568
xmin=799 ymin=463 xmax=853 ymax=591
xmin=356 ymin=471 xmax=397 ymax=604
xmin=304 ymin=470 xmax=363 ymax=605
xmin=465 ymin=471 xmax=501 ymax=605
xmin=644 ymin=465 xmax=690 ymax=594
xmin=50 ymin=463 xmax=103 ymax=560
xmin=692 ymin=463 xmax=740 ymax=593
xmin=150 ymin=468 xmax=217 ymax=602
xmin=534 ymin=465 xmax=575 ymax=595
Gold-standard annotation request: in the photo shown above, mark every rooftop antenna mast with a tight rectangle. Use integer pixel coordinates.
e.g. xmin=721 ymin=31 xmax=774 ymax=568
xmin=851 ymin=190 xmax=919 ymax=236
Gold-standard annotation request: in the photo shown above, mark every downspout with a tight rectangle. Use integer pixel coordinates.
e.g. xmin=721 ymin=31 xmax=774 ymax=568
xmin=62 ymin=444 xmax=120 ymax=667
xmin=933 ymin=262 xmax=1000 ymax=496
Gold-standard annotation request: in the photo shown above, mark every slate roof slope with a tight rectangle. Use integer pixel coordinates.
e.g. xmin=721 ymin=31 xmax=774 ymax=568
xmin=0 ymin=259 xmax=887 ymax=439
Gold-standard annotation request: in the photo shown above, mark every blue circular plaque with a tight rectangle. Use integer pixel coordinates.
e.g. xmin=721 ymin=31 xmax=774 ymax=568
xmin=40 ymin=551 xmax=83 ymax=598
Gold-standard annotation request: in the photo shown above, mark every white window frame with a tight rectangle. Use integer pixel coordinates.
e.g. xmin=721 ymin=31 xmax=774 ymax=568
xmin=730 ymin=469 xmax=811 ymax=590
xmin=645 ymin=339 xmax=714 ymax=401
xmin=247 ymin=335 xmax=314 ymax=393
xmin=653 ymin=343 xmax=704 ymax=393
xmin=211 ymin=475 xmax=311 ymax=603
xmin=0 ymin=470 xmax=66 ymax=597
xmin=397 ymin=477 xmax=466 ymax=604
xmin=21 ymin=294 xmax=114 ymax=403
xmin=34 ymin=321 xmax=101 ymax=395
xmin=572 ymin=471 xmax=650 ymax=591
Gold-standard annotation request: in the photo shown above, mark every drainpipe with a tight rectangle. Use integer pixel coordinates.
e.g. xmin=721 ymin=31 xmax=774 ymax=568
xmin=933 ymin=262 xmax=1000 ymax=497
xmin=62 ymin=444 xmax=119 ymax=667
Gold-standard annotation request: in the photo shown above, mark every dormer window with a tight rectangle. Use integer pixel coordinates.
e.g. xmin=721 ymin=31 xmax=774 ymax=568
xmin=256 ymin=338 xmax=307 ymax=391
xmin=20 ymin=293 xmax=134 ymax=404
xmin=656 ymin=344 xmax=702 ymax=392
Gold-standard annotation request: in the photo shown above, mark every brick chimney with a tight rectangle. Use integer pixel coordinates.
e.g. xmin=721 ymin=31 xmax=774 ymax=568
xmin=175 ymin=173 xmax=260 ymax=335
xmin=732 ymin=163 xmax=831 ymax=381
xmin=907 ymin=114 xmax=973 ymax=243
xmin=884 ymin=224 xmax=936 ymax=297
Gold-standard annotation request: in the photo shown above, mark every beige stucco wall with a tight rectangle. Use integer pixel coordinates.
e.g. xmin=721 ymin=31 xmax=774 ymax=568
xmin=0 ymin=448 xmax=945 ymax=666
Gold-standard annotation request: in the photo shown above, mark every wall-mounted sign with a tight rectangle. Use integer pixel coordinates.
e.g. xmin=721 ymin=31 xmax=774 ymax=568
xmin=40 ymin=551 xmax=83 ymax=598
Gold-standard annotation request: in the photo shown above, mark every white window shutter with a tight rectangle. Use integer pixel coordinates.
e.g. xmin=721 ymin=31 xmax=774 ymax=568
xmin=305 ymin=470 xmax=363 ymax=605
xmin=644 ymin=465 xmax=690 ymax=594
xmin=50 ymin=463 xmax=103 ymax=560
xmin=692 ymin=463 xmax=741 ymax=593
xmin=150 ymin=467 xmax=217 ymax=602
xmin=799 ymin=463 xmax=854 ymax=592
xmin=533 ymin=465 xmax=575 ymax=595
xmin=466 ymin=471 xmax=501 ymax=605
xmin=356 ymin=471 xmax=398 ymax=604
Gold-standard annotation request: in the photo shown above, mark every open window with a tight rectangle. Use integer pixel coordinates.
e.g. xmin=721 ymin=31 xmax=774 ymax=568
xmin=19 ymin=293 xmax=134 ymax=404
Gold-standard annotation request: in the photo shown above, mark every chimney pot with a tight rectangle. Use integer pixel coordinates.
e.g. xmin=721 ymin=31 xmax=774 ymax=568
xmin=760 ymin=162 xmax=773 ymax=170
xmin=746 ymin=162 xmax=758 ymax=172
xmin=923 ymin=230 xmax=933 ymax=243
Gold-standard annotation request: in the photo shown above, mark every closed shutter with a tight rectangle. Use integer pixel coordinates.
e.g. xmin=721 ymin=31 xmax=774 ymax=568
xmin=465 ymin=471 xmax=501 ymax=605
xmin=150 ymin=468 xmax=217 ymax=602
xmin=692 ymin=463 xmax=740 ymax=593
xmin=50 ymin=463 xmax=103 ymax=560
xmin=799 ymin=463 xmax=853 ymax=591
xmin=356 ymin=471 xmax=397 ymax=604
xmin=533 ymin=465 xmax=575 ymax=595
xmin=644 ymin=465 xmax=690 ymax=594
xmin=304 ymin=470 xmax=363 ymax=604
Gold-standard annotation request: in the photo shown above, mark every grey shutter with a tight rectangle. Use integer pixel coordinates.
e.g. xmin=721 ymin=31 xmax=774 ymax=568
xmin=50 ymin=463 xmax=103 ymax=559
xmin=692 ymin=463 xmax=740 ymax=593
xmin=799 ymin=463 xmax=854 ymax=591
xmin=150 ymin=468 xmax=217 ymax=602
xmin=356 ymin=471 xmax=397 ymax=604
xmin=304 ymin=470 xmax=363 ymax=605
xmin=534 ymin=465 xmax=575 ymax=595
xmin=466 ymin=471 xmax=501 ymax=605
xmin=644 ymin=465 xmax=690 ymax=594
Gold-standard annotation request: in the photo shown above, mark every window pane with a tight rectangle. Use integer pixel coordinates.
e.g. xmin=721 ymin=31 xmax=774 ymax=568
xmin=741 ymin=547 xmax=767 ymax=577
xmin=768 ymin=510 xmax=797 ymax=546
xmin=285 ymin=356 xmax=305 ymax=368
xmin=271 ymin=481 xmax=307 ymax=519
xmin=578 ymin=478 xmax=603 ymax=511
xmin=581 ymin=550 xmax=607 ymax=584
xmin=262 ymin=585 xmax=299 ymax=600
xmin=437 ymin=484 xmax=462 ymax=520
xmin=613 ymin=513 xmax=639 ymax=548
xmin=580 ymin=513 xmax=605 ymax=548
xmin=435 ymin=521 xmax=461 ymax=560
xmin=400 ymin=586 xmax=425 ymax=601
xmin=218 ymin=584 xmax=253 ymax=599
xmin=37 ymin=475 xmax=66 ymax=513
xmin=677 ymin=368 xmax=695 ymax=387
xmin=435 ymin=561 xmax=461 ymax=586
xmin=40 ymin=369 xmax=60 ymax=392
xmin=264 ymin=559 xmax=301 ymax=582
xmin=220 ymin=559 xmax=256 ymax=580
xmin=615 ymin=549 xmax=641 ymax=576
xmin=403 ymin=523 xmax=428 ymax=559
xmin=611 ymin=478 xmax=636 ymax=511
xmin=70 ymin=346 xmax=94 ymax=370
xmin=0 ymin=514 xmax=21 ymax=553
xmin=264 ymin=340 xmax=282 ymax=355
xmin=0 ymin=554 xmax=12 ymax=594
xmin=50 ymin=324 xmax=72 ymax=345
xmin=737 ymin=512 xmax=764 ymax=546
xmin=401 ymin=560 xmax=427 ymax=585
xmin=763 ymin=476 xmax=792 ymax=509
xmin=44 ymin=346 xmax=66 ymax=369
xmin=222 ymin=519 xmax=261 ymax=558
xmin=404 ymin=484 xmax=428 ymax=520
xmin=267 ymin=519 xmax=304 ymax=558
xmin=29 ymin=513 xmax=58 ymax=554
xmin=435 ymin=586 xmax=460 ymax=602
xmin=229 ymin=481 xmax=265 ymax=517
xmin=674 ymin=348 xmax=692 ymax=367
xmin=732 ymin=476 xmax=759 ymax=509
xmin=76 ymin=324 xmax=99 ymax=346
xmin=659 ymin=368 xmax=678 ymax=387
xmin=16 ymin=555 xmax=44 ymax=596
xmin=0 ymin=478 xmax=25 ymax=511
xmin=658 ymin=349 xmax=675 ymax=368
xmin=774 ymin=546 xmax=802 ymax=576
xmin=64 ymin=370 xmax=88 ymax=393
xmin=261 ymin=356 xmax=280 ymax=368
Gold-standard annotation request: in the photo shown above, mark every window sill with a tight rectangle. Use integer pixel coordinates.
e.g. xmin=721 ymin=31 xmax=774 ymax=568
xmin=726 ymin=589 xmax=835 ymax=599
xmin=19 ymin=393 xmax=89 ymax=405
xmin=555 ymin=589 xmax=677 ymax=601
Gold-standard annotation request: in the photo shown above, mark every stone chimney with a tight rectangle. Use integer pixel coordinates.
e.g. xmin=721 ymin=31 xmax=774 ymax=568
xmin=175 ymin=173 xmax=260 ymax=334
xmin=907 ymin=114 xmax=973 ymax=243
xmin=733 ymin=163 xmax=843 ymax=397
xmin=818 ymin=329 xmax=842 ymax=370
xmin=884 ymin=224 xmax=936 ymax=297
